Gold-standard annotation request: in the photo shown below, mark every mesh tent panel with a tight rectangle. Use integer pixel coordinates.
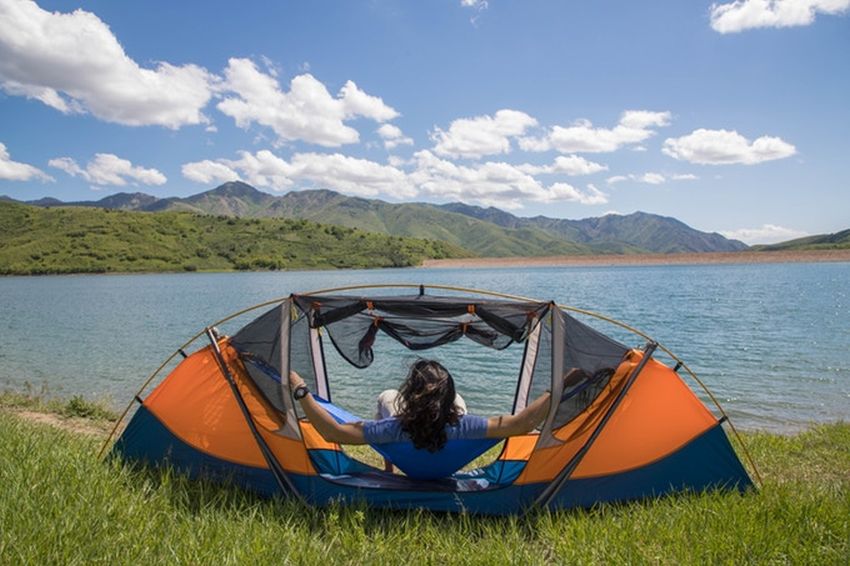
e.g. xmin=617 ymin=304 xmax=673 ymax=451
xmin=551 ymin=311 xmax=630 ymax=429
xmin=292 ymin=294 xmax=550 ymax=369
xmin=230 ymin=303 xmax=287 ymax=414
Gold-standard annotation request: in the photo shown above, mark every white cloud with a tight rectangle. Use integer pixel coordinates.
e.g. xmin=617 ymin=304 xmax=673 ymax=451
xmin=517 ymin=155 xmax=608 ymax=176
xmin=49 ymin=154 xmax=166 ymax=186
xmin=217 ymin=58 xmax=398 ymax=147
xmin=409 ymin=150 xmax=607 ymax=208
xmin=520 ymin=110 xmax=672 ymax=154
xmin=0 ymin=0 xmax=216 ymax=128
xmin=181 ymin=160 xmax=240 ymax=185
xmin=606 ymin=172 xmax=698 ymax=185
xmin=183 ymin=147 xmax=611 ymax=209
xmin=182 ymin=150 xmax=414 ymax=198
xmin=460 ymin=0 xmax=489 ymax=25
xmin=377 ymin=124 xmax=414 ymax=150
xmin=431 ymin=109 xmax=538 ymax=159
xmin=0 ymin=142 xmax=53 ymax=182
xmin=720 ymin=224 xmax=808 ymax=245
xmin=663 ymin=128 xmax=796 ymax=165
xmin=710 ymin=0 xmax=850 ymax=33
xmin=290 ymin=152 xmax=415 ymax=198
xmin=640 ymin=172 xmax=666 ymax=185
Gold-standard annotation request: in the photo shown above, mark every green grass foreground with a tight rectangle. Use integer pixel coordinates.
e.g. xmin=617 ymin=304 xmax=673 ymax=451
xmin=0 ymin=407 xmax=848 ymax=565
xmin=0 ymin=201 xmax=467 ymax=275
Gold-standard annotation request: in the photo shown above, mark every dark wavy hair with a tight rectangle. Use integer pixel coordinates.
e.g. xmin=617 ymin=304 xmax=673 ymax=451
xmin=397 ymin=359 xmax=462 ymax=452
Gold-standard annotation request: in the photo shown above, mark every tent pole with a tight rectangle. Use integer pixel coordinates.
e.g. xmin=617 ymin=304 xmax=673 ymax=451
xmin=97 ymin=330 xmax=207 ymax=459
xmin=103 ymin=282 xmax=759 ymax=486
xmin=205 ymin=328 xmax=304 ymax=502
xmin=533 ymin=341 xmax=658 ymax=510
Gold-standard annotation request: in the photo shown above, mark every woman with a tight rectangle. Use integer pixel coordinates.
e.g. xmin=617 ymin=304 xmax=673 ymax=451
xmin=288 ymin=359 xmax=553 ymax=453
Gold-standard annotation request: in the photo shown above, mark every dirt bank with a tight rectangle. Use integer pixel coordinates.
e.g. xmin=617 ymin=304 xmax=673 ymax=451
xmin=422 ymin=249 xmax=850 ymax=269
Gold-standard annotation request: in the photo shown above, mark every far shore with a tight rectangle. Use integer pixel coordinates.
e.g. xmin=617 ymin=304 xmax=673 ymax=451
xmin=421 ymin=248 xmax=850 ymax=269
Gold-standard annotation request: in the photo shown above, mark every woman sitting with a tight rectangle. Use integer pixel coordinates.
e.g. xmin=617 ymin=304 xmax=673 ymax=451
xmin=288 ymin=359 xmax=552 ymax=465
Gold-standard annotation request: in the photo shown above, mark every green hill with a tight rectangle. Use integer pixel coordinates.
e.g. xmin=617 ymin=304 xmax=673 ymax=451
xmin=6 ymin=181 xmax=751 ymax=257
xmin=0 ymin=201 xmax=467 ymax=275
xmin=755 ymin=228 xmax=850 ymax=251
xmin=154 ymin=185 xmax=597 ymax=257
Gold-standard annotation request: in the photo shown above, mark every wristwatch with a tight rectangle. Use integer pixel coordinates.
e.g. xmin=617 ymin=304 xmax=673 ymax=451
xmin=293 ymin=385 xmax=310 ymax=401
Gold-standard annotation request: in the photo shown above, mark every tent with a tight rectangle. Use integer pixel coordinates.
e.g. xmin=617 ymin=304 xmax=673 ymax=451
xmin=106 ymin=284 xmax=755 ymax=514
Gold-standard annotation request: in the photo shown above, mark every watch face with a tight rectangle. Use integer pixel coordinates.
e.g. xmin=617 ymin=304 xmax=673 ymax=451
xmin=294 ymin=386 xmax=308 ymax=400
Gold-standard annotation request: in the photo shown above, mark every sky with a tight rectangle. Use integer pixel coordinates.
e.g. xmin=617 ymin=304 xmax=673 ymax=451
xmin=0 ymin=0 xmax=848 ymax=244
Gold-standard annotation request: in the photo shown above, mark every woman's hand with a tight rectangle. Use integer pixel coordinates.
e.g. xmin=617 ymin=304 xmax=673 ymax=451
xmin=289 ymin=370 xmax=306 ymax=390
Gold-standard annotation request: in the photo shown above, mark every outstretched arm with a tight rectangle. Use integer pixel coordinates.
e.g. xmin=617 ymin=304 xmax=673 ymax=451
xmin=485 ymin=391 xmax=551 ymax=438
xmin=289 ymin=371 xmax=367 ymax=444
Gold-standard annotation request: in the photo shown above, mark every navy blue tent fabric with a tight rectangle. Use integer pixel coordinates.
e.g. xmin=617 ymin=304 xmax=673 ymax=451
xmin=114 ymin=406 xmax=750 ymax=515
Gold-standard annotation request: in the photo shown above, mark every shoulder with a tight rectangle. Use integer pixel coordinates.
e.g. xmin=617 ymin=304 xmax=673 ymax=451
xmin=446 ymin=414 xmax=489 ymax=440
xmin=362 ymin=417 xmax=406 ymax=445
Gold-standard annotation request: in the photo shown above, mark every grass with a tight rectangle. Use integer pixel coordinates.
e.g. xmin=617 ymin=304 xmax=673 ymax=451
xmin=0 ymin=389 xmax=118 ymax=422
xmin=0 ymin=395 xmax=848 ymax=565
xmin=0 ymin=201 xmax=467 ymax=275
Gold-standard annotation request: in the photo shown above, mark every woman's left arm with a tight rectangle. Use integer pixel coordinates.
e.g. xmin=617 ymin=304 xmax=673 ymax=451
xmin=485 ymin=391 xmax=551 ymax=438
xmin=290 ymin=371 xmax=367 ymax=444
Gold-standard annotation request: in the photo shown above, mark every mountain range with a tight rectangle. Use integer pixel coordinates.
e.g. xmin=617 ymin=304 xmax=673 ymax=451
xmin=4 ymin=182 xmax=749 ymax=257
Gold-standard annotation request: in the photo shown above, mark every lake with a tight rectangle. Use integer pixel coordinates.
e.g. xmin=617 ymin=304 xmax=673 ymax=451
xmin=1 ymin=262 xmax=848 ymax=433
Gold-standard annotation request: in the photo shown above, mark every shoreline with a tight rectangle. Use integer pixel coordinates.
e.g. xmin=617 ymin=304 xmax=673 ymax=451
xmin=421 ymin=249 xmax=850 ymax=269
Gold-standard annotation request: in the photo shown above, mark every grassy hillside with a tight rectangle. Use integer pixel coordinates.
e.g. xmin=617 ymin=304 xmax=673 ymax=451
xmin=0 ymin=400 xmax=847 ymax=564
xmin=10 ymin=183 xmax=752 ymax=256
xmin=171 ymin=186 xmax=598 ymax=257
xmin=0 ymin=201 xmax=467 ymax=275
xmin=755 ymin=228 xmax=850 ymax=251
xmin=441 ymin=203 xmax=748 ymax=253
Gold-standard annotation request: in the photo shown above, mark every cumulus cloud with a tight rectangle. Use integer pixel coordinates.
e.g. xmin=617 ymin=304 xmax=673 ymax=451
xmin=663 ymin=128 xmax=796 ymax=165
xmin=217 ymin=58 xmax=398 ymax=147
xmin=710 ymin=0 xmax=850 ymax=33
xmin=184 ymin=148 xmax=608 ymax=208
xmin=720 ymin=224 xmax=808 ymax=245
xmin=0 ymin=0 xmax=216 ymax=128
xmin=290 ymin=152 xmax=415 ymax=197
xmin=182 ymin=150 xmax=414 ymax=198
xmin=49 ymin=154 xmax=166 ymax=187
xmin=607 ymin=172 xmax=699 ymax=184
xmin=431 ymin=109 xmax=538 ymax=159
xmin=181 ymin=160 xmax=240 ymax=186
xmin=0 ymin=142 xmax=53 ymax=182
xmin=377 ymin=124 xmax=414 ymax=150
xmin=409 ymin=150 xmax=607 ymax=209
xmin=519 ymin=110 xmax=671 ymax=154
xmin=517 ymin=155 xmax=608 ymax=176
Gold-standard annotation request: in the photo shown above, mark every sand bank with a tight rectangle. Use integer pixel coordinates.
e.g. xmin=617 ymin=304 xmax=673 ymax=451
xmin=422 ymin=249 xmax=850 ymax=269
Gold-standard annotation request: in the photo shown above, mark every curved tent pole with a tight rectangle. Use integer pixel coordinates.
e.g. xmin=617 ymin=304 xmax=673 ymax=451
xmin=99 ymin=282 xmax=761 ymax=486
xmin=97 ymin=297 xmax=290 ymax=459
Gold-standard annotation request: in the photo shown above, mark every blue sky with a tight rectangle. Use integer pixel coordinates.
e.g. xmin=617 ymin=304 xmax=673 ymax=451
xmin=0 ymin=0 xmax=848 ymax=244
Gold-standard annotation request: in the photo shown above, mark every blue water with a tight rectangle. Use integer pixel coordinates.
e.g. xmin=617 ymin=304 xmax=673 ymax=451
xmin=1 ymin=262 xmax=848 ymax=433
